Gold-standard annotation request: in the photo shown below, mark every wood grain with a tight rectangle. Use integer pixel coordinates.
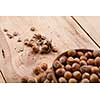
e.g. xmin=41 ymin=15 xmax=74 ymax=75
xmin=0 ymin=72 xmax=5 ymax=83
xmin=0 ymin=16 xmax=99 ymax=82
xmin=74 ymin=16 xmax=100 ymax=48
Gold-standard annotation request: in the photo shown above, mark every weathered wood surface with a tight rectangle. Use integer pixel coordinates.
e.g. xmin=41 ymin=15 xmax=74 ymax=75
xmin=0 ymin=16 xmax=99 ymax=82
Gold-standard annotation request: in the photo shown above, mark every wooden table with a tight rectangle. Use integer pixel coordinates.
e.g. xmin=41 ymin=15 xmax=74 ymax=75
xmin=0 ymin=16 xmax=100 ymax=83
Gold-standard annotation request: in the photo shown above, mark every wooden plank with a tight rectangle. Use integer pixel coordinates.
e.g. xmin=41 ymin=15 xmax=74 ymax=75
xmin=0 ymin=16 xmax=99 ymax=82
xmin=74 ymin=16 xmax=100 ymax=48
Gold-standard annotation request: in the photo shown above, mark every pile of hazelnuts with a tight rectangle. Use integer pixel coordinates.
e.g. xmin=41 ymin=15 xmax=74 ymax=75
xmin=21 ymin=63 xmax=57 ymax=83
xmin=53 ymin=49 xmax=100 ymax=83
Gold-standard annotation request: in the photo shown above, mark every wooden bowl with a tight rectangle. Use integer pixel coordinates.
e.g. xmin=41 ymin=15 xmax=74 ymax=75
xmin=52 ymin=49 xmax=94 ymax=83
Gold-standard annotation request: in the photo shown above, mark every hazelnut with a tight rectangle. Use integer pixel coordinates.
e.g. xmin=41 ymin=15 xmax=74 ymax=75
xmin=33 ymin=66 xmax=43 ymax=75
xmin=64 ymin=71 xmax=72 ymax=79
xmin=30 ymin=27 xmax=35 ymax=31
xmin=87 ymin=59 xmax=94 ymax=65
xmin=3 ymin=28 xmax=8 ymax=32
xmin=37 ymin=73 xmax=47 ymax=83
xmin=77 ymin=51 xmax=84 ymax=57
xmin=67 ymin=49 xmax=76 ymax=57
xmin=40 ymin=63 xmax=48 ymax=71
xmin=82 ymin=72 xmax=90 ymax=79
xmin=90 ymin=74 xmax=99 ymax=83
xmin=44 ymin=79 xmax=50 ymax=83
xmin=24 ymin=39 xmax=29 ymax=45
xmin=53 ymin=60 xmax=64 ymax=69
xmin=52 ymin=47 xmax=58 ymax=52
xmin=40 ymin=45 xmax=49 ymax=54
xmin=81 ymin=78 xmax=89 ymax=83
xmin=73 ymin=71 xmax=82 ymax=80
xmin=80 ymin=65 xmax=92 ymax=73
xmin=47 ymin=73 xmax=54 ymax=81
xmin=93 ymin=50 xmax=100 ymax=57
xmin=68 ymin=78 xmax=77 ymax=83
xmin=71 ymin=63 xmax=80 ymax=71
xmin=32 ymin=45 xmax=39 ymax=53
xmin=58 ymin=77 xmax=67 ymax=83
xmin=56 ymin=68 xmax=66 ymax=76
xmin=65 ymin=64 xmax=71 ymax=71
xmin=85 ymin=52 xmax=92 ymax=58
xmin=80 ymin=60 xmax=87 ymax=66
xmin=67 ymin=57 xmax=74 ymax=65
xmin=91 ymin=67 xmax=99 ymax=73
xmin=74 ymin=58 xmax=80 ymax=63
xmin=95 ymin=57 xmax=100 ymax=66
xmin=46 ymin=69 xmax=53 ymax=74
xmin=80 ymin=56 xmax=87 ymax=61
xmin=28 ymin=77 xmax=37 ymax=83
xmin=59 ymin=56 xmax=67 ymax=64
xmin=21 ymin=76 xmax=28 ymax=83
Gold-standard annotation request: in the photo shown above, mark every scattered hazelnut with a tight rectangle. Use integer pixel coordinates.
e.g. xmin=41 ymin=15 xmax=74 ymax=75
xmin=82 ymin=72 xmax=90 ymax=79
xmin=24 ymin=39 xmax=29 ymax=45
xmin=56 ymin=68 xmax=66 ymax=76
xmin=40 ymin=63 xmax=48 ymax=71
xmin=32 ymin=45 xmax=39 ymax=53
xmin=81 ymin=78 xmax=89 ymax=83
xmin=73 ymin=71 xmax=82 ymax=80
xmin=59 ymin=56 xmax=67 ymax=64
xmin=64 ymin=71 xmax=72 ymax=79
xmin=95 ymin=57 xmax=100 ymax=66
xmin=30 ymin=27 xmax=35 ymax=31
xmin=68 ymin=78 xmax=77 ymax=83
xmin=47 ymin=73 xmax=54 ymax=81
xmin=52 ymin=47 xmax=58 ymax=52
xmin=74 ymin=58 xmax=80 ymax=63
xmin=33 ymin=66 xmax=43 ymax=75
xmin=90 ymin=74 xmax=99 ymax=83
xmin=67 ymin=49 xmax=76 ymax=57
xmin=17 ymin=38 xmax=22 ymax=42
xmin=3 ymin=28 xmax=8 ymax=32
xmin=58 ymin=77 xmax=67 ymax=83
xmin=71 ymin=63 xmax=80 ymax=71
xmin=21 ymin=76 xmax=28 ymax=83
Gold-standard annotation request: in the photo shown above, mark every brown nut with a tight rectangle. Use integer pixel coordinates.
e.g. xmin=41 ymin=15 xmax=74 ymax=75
xmin=64 ymin=71 xmax=72 ymax=79
xmin=87 ymin=59 xmax=94 ymax=65
xmin=74 ymin=58 xmax=80 ymax=63
xmin=32 ymin=45 xmax=39 ymax=53
xmin=73 ymin=71 xmax=82 ymax=80
xmin=40 ymin=45 xmax=49 ymax=54
xmin=24 ymin=39 xmax=29 ymax=45
xmin=47 ymin=73 xmax=54 ymax=81
xmin=93 ymin=50 xmax=100 ymax=57
xmin=95 ymin=57 xmax=100 ymax=66
xmin=80 ymin=60 xmax=87 ymax=66
xmin=68 ymin=78 xmax=77 ymax=83
xmin=71 ymin=63 xmax=80 ymax=71
xmin=67 ymin=49 xmax=76 ymax=57
xmin=46 ymin=69 xmax=53 ymax=74
xmin=58 ymin=77 xmax=67 ymax=83
xmin=65 ymin=64 xmax=71 ymax=71
xmin=90 ymin=74 xmax=99 ymax=83
xmin=56 ymin=68 xmax=66 ymax=76
xmin=91 ymin=66 xmax=99 ymax=73
xmin=80 ymin=56 xmax=87 ymax=61
xmin=21 ymin=76 xmax=28 ymax=83
xmin=59 ymin=56 xmax=67 ymax=64
xmin=37 ymin=73 xmax=47 ymax=83
xmin=53 ymin=60 xmax=64 ymax=69
xmin=28 ymin=77 xmax=37 ymax=83
xmin=80 ymin=65 xmax=92 ymax=73
xmin=77 ymin=51 xmax=84 ymax=57
xmin=82 ymin=72 xmax=90 ymax=79
xmin=85 ymin=52 xmax=92 ymax=58
xmin=67 ymin=57 xmax=74 ymax=65
xmin=44 ymin=79 xmax=50 ymax=83
xmin=81 ymin=78 xmax=90 ymax=83
xmin=33 ymin=66 xmax=43 ymax=75
xmin=40 ymin=63 xmax=48 ymax=71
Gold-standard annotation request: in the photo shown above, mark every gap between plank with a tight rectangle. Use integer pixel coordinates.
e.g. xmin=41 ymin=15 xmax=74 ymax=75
xmin=0 ymin=70 xmax=7 ymax=83
xmin=71 ymin=16 xmax=100 ymax=49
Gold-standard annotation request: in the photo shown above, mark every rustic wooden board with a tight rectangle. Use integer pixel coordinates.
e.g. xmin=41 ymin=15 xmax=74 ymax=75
xmin=74 ymin=16 xmax=100 ymax=48
xmin=0 ymin=16 xmax=99 ymax=82
xmin=0 ymin=72 xmax=5 ymax=83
